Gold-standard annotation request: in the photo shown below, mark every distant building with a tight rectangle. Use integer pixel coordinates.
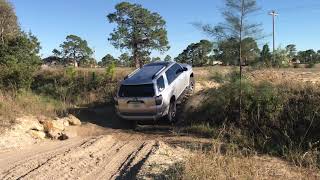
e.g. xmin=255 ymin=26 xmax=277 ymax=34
xmin=42 ymin=56 xmax=62 ymax=66
xmin=291 ymin=58 xmax=300 ymax=64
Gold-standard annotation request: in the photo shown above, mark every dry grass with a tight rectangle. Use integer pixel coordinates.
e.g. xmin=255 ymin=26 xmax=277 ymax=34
xmin=182 ymin=141 xmax=320 ymax=180
xmin=0 ymin=90 xmax=67 ymax=132
xmin=39 ymin=67 xmax=134 ymax=80
xmin=246 ymin=68 xmax=320 ymax=85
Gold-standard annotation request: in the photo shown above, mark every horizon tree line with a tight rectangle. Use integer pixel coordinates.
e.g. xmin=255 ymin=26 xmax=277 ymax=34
xmin=40 ymin=0 xmax=320 ymax=68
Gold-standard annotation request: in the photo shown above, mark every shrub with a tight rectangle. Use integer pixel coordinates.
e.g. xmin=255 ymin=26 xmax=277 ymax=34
xmin=0 ymin=32 xmax=41 ymax=90
xmin=0 ymin=90 xmax=67 ymax=129
xmin=191 ymin=77 xmax=320 ymax=166
xmin=105 ymin=62 xmax=116 ymax=81
xmin=31 ymin=69 xmax=116 ymax=105
xmin=211 ymin=72 xmax=225 ymax=83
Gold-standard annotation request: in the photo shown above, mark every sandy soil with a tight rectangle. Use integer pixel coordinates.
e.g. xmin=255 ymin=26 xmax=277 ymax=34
xmin=0 ymin=100 xmax=202 ymax=180
xmin=0 ymin=121 xmax=195 ymax=180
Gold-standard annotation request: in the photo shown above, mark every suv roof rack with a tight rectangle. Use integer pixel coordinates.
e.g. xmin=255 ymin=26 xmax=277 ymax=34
xmin=124 ymin=68 xmax=140 ymax=80
xmin=152 ymin=66 xmax=167 ymax=79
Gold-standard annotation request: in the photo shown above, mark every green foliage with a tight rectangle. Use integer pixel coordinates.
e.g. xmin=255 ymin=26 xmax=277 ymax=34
xmin=175 ymin=39 xmax=213 ymax=66
xmin=0 ymin=32 xmax=41 ymax=89
xmin=105 ymin=62 xmax=116 ymax=81
xmin=107 ymin=2 xmax=169 ymax=68
xmin=274 ymin=47 xmax=290 ymax=67
xmin=260 ymin=44 xmax=272 ymax=66
xmin=286 ymin=44 xmax=297 ymax=59
xmin=192 ymin=79 xmax=320 ymax=164
xmin=0 ymin=0 xmax=19 ymax=44
xmin=164 ymin=55 xmax=172 ymax=62
xmin=199 ymin=0 xmax=262 ymax=66
xmin=58 ymin=34 xmax=94 ymax=66
xmin=31 ymin=69 xmax=116 ymax=105
xmin=65 ymin=67 xmax=77 ymax=79
xmin=151 ymin=57 xmax=161 ymax=62
xmin=215 ymin=37 xmax=260 ymax=65
xmin=297 ymin=49 xmax=317 ymax=64
xmin=99 ymin=54 xmax=117 ymax=67
xmin=118 ymin=53 xmax=131 ymax=67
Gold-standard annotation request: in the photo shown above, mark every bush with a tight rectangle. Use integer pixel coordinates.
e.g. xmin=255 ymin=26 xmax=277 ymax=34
xmin=105 ymin=62 xmax=116 ymax=81
xmin=211 ymin=72 xmax=225 ymax=83
xmin=31 ymin=69 xmax=117 ymax=105
xmin=0 ymin=32 xmax=41 ymax=90
xmin=191 ymin=76 xmax=320 ymax=166
xmin=0 ymin=90 xmax=67 ymax=129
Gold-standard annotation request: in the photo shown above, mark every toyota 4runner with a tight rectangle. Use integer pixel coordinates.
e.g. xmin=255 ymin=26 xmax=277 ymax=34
xmin=115 ymin=61 xmax=194 ymax=122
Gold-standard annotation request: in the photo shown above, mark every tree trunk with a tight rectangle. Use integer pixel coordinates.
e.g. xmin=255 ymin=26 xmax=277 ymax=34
xmin=133 ymin=43 xmax=140 ymax=68
xmin=133 ymin=52 xmax=139 ymax=68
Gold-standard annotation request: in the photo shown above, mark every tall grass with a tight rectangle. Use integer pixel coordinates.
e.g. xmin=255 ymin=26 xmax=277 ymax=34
xmin=188 ymin=71 xmax=320 ymax=168
xmin=180 ymin=141 xmax=319 ymax=179
xmin=0 ymin=90 xmax=67 ymax=131
xmin=0 ymin=67 xmax=132 ymax=130
xmin=31 ymin=67 xmax=124 ymax=106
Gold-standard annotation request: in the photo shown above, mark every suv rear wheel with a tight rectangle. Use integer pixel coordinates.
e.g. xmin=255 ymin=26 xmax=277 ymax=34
xmin=167 ymin=99 xmax=177 ymax=123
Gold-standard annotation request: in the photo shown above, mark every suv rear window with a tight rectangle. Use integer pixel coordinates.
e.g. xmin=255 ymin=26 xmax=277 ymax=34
xmin=118 ymin=84 xmax=155 ymax=97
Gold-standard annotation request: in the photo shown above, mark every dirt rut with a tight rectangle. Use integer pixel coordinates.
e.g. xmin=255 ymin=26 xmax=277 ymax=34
xmin=0 ymin=135 xmax=157 ymax=180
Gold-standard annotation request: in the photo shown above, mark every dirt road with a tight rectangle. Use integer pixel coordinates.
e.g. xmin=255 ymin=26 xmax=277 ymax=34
xmin=0 ymin=132 xmax=160 ymax=180
xmin=0 ymin=102 xmax=203 ymax=180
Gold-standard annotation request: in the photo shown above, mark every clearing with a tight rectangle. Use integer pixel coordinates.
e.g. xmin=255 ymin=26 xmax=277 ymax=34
xmin=0 ymin=67 xmax=319 ymax=179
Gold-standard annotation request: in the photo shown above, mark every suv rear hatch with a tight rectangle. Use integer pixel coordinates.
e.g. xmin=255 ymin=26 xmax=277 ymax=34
xmin=117 ymin=84 xmax=158 ymax=116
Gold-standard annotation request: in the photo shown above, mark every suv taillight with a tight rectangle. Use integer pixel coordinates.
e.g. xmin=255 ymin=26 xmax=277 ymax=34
xmin=155 ymin=95 xmax=163 ymax=105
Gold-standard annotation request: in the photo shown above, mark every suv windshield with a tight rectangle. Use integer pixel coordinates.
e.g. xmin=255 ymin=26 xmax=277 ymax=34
xmin=118 ymin=84 xmax=155 ymax=97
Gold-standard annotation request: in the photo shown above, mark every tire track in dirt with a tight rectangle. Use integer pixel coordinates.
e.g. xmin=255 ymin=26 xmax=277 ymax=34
xmin=0 ymin=138 xmax=89 ymax=180
xmin=0 ymin=134 xmax=158 ymax=180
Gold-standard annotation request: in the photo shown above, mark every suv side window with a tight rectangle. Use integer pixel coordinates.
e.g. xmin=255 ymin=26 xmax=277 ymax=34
xmin=165 ymin=64 xmax=183 ymax=85
xmin=173 ymin=64 xmax=183 ymax=76
xmin=157 ymin=76 xmax=165 ymax=92
xmin=165 ymin=67 xmax=175 ymax=85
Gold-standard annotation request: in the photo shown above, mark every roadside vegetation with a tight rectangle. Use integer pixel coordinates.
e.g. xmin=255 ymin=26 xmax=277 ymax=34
xmin=174 ymin=67 xmax=320 ymax=178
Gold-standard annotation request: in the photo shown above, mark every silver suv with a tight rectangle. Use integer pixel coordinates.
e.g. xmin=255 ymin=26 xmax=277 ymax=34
xmin=115 ymin=61 xmax=194 ymax=122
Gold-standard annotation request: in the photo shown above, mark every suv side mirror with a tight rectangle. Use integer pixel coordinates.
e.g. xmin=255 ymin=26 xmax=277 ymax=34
xmin=183 ymin=67 xmax=188 ymax=71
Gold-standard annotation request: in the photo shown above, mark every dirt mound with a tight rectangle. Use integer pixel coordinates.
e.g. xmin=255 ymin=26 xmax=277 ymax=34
xmin=0 ymin=115 xmax=83 ymax=150
xmin=0 ymin=116 xmax=42 ymax=150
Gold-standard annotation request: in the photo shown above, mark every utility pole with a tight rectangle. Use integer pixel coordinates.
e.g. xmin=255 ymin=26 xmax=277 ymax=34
xmin=269 ymin=10 xmax=278 ymax=66
xmin=239 ymin=0 xmax=244 ymax=122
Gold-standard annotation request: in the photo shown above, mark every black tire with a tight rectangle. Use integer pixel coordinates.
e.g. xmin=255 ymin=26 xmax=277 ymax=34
xmin=127 ymin=120 xmax=137 ymax=129
xmin=166 ymin=99 xmax=177 ymax=123
xmin=118 ymin=117 xmax=137 ymax=130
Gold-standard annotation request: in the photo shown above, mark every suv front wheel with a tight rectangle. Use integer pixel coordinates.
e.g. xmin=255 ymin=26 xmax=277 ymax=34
xmin=166 ymin=99 xmax=177 ymax=123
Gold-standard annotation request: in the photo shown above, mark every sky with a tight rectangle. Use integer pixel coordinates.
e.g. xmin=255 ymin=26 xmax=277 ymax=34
xmin=10 ymin=0 xmax=320 ymax=61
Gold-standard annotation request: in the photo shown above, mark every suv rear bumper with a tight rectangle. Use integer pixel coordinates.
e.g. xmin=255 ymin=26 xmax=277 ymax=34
xmin=116 ymin=111 xmax=163 ymax=121
xmin=115 ymin=106 xmax=166 ymax=121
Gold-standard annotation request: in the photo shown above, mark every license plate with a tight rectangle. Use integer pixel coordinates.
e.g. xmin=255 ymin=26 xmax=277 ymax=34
xmin=129 ymin=102 xmax=142 ymax=108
